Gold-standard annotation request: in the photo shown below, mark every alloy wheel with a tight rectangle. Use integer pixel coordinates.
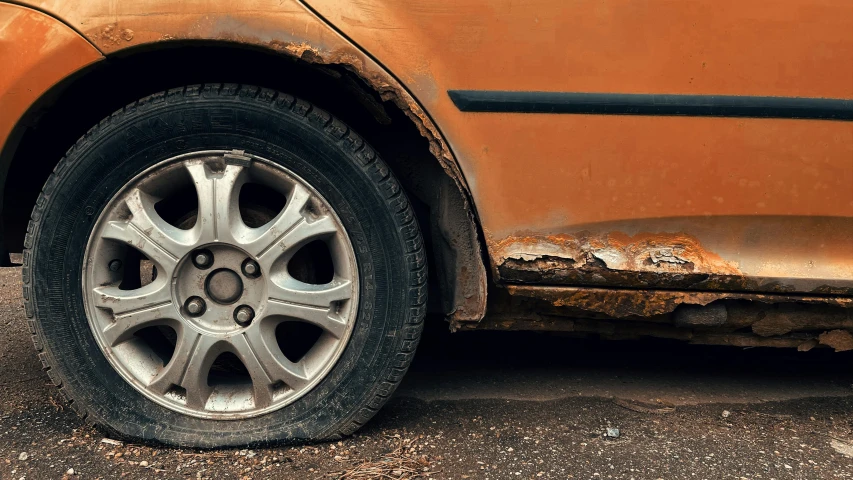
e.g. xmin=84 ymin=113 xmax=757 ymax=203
xmin=82 ymin=150 xmax=359 ymax=419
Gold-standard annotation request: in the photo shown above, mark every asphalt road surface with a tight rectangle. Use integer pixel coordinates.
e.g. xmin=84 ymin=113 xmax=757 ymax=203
xmin=1 ymin=259 xmax=852 ymax=479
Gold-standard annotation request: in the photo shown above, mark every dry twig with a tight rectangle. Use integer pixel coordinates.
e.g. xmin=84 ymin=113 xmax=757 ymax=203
xmin=336 ymin=436 xmax=437 ymax=479
xmin=614 ymin=398 xmax=676 ymax=415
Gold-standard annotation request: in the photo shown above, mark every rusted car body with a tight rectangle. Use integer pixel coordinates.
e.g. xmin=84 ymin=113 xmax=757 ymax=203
xmin=2 ymin=0 xmax=852 ymax=350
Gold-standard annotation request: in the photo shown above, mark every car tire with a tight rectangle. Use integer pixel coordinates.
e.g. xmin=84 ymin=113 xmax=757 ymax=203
xmin=23 ymin=84 xmax=427 ymax=447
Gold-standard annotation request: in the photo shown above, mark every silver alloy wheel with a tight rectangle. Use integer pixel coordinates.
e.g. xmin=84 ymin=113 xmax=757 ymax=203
xmin=82 ymin=150 xmax=359 ymax=419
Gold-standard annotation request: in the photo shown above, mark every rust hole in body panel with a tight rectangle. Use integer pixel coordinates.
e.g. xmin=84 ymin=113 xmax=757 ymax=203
xmin=491 ymin=232 xmax=853 ymax=296
xmin=492 ymin=232 xmax=742 ymax=286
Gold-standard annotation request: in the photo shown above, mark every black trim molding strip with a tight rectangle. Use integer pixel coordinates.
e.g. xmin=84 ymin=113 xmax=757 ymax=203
xmin=447 ymin=90 xmax=853 ymax=120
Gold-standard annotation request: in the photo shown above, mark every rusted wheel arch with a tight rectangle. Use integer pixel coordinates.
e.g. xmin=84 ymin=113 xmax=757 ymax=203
xmin=1 ymin=40 xmax=488 ymax=324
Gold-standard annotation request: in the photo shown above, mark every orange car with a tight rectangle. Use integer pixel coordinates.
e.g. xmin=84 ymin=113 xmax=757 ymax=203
xmin=1 ymin=0 xmax=851 ymax=446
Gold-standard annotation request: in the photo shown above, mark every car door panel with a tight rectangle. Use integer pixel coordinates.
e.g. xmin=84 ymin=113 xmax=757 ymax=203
xmin=305 ymin=0 xmax=853 ymax=294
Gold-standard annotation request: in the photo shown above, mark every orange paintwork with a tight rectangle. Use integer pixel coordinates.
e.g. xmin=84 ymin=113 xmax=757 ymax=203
xmin=10 ymin=0 xmax=467 ymax=191
xmin=304 ymin=0 xmax=853 ymax=292
xmin=3 ymin=0 xmax=853 ymax=297
xmin=0 ymin=4 xmax=102 ymax=158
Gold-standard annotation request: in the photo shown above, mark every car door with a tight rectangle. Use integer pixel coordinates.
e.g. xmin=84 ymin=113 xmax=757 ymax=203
xmin=305 ymin=0 xmax=853 ymax=295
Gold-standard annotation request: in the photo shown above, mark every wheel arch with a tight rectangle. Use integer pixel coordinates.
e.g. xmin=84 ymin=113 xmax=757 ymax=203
xmin=1 ymin=39 xmax=488 ymax=324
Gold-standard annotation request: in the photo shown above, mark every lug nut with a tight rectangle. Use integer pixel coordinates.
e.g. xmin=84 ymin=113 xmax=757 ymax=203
xmin=185 ymin=297 xmax=206 ymax=316
xmin=108 ymin=259 xmax=123 ymax=272
xmin=192 ymin=250 xmax=213 ymax=269
xmin=242 ymin=259 xmax=260 ymax=278
xmin=234 ymin=305 xmax=255 ymax=325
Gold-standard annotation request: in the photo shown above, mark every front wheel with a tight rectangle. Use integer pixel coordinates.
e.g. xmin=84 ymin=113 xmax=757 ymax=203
xmin=24 ymin=84 xmax=426 ymax=447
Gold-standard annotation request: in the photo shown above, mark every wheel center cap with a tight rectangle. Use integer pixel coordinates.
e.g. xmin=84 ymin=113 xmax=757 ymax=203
xmin=206 ymin=268 xmax=243 ymax=304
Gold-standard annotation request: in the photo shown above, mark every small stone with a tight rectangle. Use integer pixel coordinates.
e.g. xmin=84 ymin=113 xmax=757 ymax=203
xmin=66 ymin=468 xmax=75 ymax=475
xmin=605 ymin=428 xmax=620 ymax=438
xmin=18 ymin=453 xmax=28 ymax=461
xmin=722 ymin=410 xmax=731 ymax=418
xmin=140 ymin=461 xmax=149 ymax=467
xmin=831 ymin=439 xmax=853 ymax=458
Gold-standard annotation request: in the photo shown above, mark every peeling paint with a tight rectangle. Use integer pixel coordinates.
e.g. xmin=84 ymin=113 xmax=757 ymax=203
xmin=493 ymin=231 xmax=742 ymax=275
xmin=490 ymin=229 xmax=853 ymax=296
xmin=96 ymin=23 xmax=134 ymax=44
xmin=491 ymin=232 xmax=759 ymax=292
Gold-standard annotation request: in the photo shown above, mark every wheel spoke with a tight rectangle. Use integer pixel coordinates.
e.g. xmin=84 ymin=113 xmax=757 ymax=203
xmin=265 ymin=300 xmax=348 ymax=339
xmin=93 ymin=283 xmax=175 ymax=346
xmin=186 ymin=162 xmax=246 ymax=244
xmin=258 ymin=217 xmax=339 ymax=272
xmin=265 ymin=279 xmax=352 ymax=338
xmin=101 ymin=189 xmax=193 ymax=274
xmin=240 ymin=324 xmax=311 ymax=397
xmin=238 ymin=183 xmax=312 ymax=257
xmin=148 ymin=329 xmax=222 ymax=410
xmin=126 ymin=188 xmax=196 ymax=256
xmin=102 ymin=220 xmax=177 ymax=274
xmin=269 ymin=278 xmax=353 ymax=308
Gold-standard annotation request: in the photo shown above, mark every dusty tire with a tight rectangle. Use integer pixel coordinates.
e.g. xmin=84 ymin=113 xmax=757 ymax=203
xmin=23 ymin=84 xmax=426 ymax=447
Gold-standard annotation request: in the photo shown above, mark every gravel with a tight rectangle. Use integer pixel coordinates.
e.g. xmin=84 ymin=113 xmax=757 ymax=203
xmin=1 ymin=259 xmax=853 ymax=479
